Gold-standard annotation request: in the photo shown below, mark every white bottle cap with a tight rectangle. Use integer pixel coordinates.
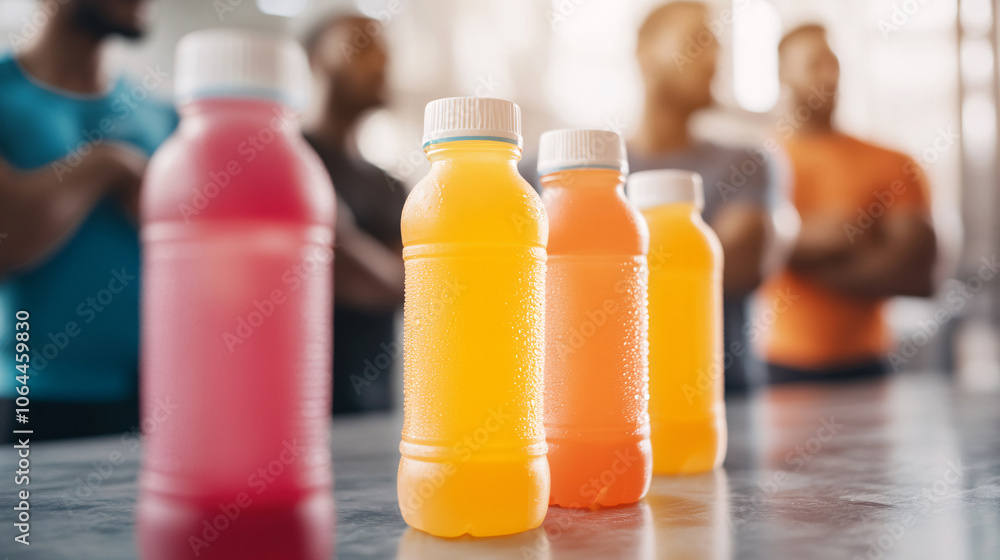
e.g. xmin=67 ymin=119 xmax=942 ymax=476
xmin=537 ymin=129 xmax=628 ymax=176
xmin=422 ymin=97 xmax=522 ymax=148
xmin=627 ymin=169 xmax=705 ymax=211
xmin=174 ymin=29 xmax=311 ymax=110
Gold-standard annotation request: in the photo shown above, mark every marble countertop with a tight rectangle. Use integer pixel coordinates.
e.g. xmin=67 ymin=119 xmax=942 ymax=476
xmin=3 ymin=372 xmax=998 ymax=559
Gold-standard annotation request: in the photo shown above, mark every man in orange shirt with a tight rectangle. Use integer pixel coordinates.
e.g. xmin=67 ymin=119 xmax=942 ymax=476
xmin=760 ymin=24 xmax=937 ymax=383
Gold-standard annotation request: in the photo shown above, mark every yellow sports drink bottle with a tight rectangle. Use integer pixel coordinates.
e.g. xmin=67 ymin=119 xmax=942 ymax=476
xmin=397 ymin=97 xmax=549 ymax=536
xmin=627 ymin=170 xmax=727 ymax=475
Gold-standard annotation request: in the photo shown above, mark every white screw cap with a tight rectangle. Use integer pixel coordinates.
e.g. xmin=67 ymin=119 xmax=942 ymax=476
xmin=537 ymin=129 xmax=628 ymax=176
xmin=627 ymin=169 xmax=705 ymax=211
xmin=175 ymin=29 xmax=311 ymax=109
xmin=422 ymin=97 xmax=522 ymax=148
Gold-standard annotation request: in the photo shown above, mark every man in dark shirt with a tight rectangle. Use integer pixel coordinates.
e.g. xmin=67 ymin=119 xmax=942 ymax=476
xmin=304 ymin=15 xmax=407 ymax=414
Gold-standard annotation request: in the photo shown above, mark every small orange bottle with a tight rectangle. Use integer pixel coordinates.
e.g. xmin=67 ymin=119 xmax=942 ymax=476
xmin=539 ymin=129 xmax=652 ymax=507
xmin=627 ymin=170 xmax=726 ymax=475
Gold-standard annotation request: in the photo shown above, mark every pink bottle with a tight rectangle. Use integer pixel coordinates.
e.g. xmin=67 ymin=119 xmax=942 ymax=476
xmin=137 ymin=30 xmax=335 ymax=560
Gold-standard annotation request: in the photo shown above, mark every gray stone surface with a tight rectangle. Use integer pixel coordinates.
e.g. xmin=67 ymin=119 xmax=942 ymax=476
xmin=2 ymin=372 xmax=998 ymax=559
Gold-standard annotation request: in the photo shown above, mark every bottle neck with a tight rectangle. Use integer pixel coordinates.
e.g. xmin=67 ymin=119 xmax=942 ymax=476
xmin=425 ymin=139 xmax=522 ymax=166
xmin=179 ymin=97 xmax=300 ymax=131
xmin=646 ymin=201 xmax=702 ymax=219
xmin=540 ymin=168 xmax=625 ymax=190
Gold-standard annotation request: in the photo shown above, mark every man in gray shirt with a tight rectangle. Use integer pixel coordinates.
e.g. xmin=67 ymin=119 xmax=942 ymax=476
xmin=524 ymin=1 xmax=776 ymax=390
xmin=632 ymin=1 xmax=775 ymax=391
xmin=631 ymin=1 xmax=775 ymax=391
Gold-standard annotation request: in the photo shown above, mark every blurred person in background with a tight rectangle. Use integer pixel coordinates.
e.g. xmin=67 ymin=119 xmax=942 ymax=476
xmin=759 ymin=24 xmax=937 ymax=384
xmin=303 ymin=15 xmax=406 ymax=414
xmin=630 ymin=1 xmax=777 ymax=392
xmin=0 ymin=0 xmax=176 ymax=440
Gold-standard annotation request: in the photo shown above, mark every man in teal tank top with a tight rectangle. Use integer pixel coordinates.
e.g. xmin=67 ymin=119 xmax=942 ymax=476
xmin=0 ymin=0 xmax=176 ymax=440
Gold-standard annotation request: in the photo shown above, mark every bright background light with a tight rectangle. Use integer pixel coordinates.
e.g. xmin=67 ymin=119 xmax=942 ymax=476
xmin=732 ymin=0 xmax=781 ymax=113
xmin=256 ymin=0 xmax=308 ymax=18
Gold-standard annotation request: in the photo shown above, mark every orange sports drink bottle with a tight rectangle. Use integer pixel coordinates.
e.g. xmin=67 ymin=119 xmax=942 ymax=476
xmin=627 ymin=170 xmax=726 ymax=475
xmin=538 ymin=129 xmax=652 ymax=507
xmin=397 ymin=97 xmax=549 ymax=536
